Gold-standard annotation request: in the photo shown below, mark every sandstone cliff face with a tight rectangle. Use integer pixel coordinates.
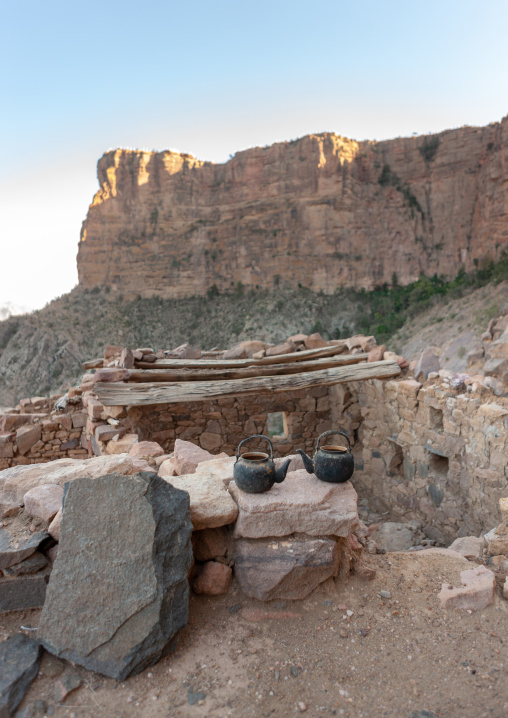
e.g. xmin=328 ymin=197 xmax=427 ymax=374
xmin=78 ymin=118 xmax=508 ymax=296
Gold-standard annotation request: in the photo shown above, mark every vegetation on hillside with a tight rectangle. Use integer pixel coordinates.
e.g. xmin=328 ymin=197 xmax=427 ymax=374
xmin=0 ymin=254 xmax=506 ymax=404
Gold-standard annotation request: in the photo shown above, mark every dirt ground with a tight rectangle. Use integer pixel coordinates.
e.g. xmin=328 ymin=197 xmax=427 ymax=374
xmin=3 ymin=549 xmax=508 ymax=718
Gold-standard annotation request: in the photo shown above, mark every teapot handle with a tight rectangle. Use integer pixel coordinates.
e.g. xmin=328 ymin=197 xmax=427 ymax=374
xmin=315 ymin=430 xmax=351 ymax=453
xmin=235 ymin=434 xmax=274 ymax=463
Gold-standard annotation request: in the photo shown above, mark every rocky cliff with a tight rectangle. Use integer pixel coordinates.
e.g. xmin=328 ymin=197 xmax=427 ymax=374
xmin=78 ymin=117 xmax=508 ymax=297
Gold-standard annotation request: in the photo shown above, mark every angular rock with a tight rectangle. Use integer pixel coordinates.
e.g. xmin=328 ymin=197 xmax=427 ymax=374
xmin=93 ymin=368 xmax=131 ymax=384
xmin=484 ymin=523 xmax=508 ymax=556
xmin=229 ymin=470 xmax=358 ymax=539
xmin=48 ymin=509 xmax=62 ymax=541
xmin=192 ymin=527 xmax=231 ymax=561
xmin=194 ymin=456 xmax=236 ymax=485
xmin=192 ymin=561 xmax=232 ymax=595
xmin=106 ymin=433 xmax=139 ymax=454
xmin=104 ymin=344 xmax=123 ymax=360
xmin=38 ymin=472 xmax=193 ymax=680
xmin=414 ymin=347 xmax=441 ymax=381
xmin=439 ymin=565 xmax=496 ymax=611
xmin=24 ymin=484 xmax=64 ymax=522
xmin=373 ymin=521 xmax=424 ymax=552
xmin=448 ymin=536 xmax=485 ymax=561
xmin=0 ymin=454 xmax=137 ymax=503
xmin=165 ymin=468 xmax=238 ymax=530
xmin=287 ymin=333 xmax=307 ymax=345
xmin=173 ymin=439 xmax=215 ymax=475
xmin=95 ymin=424 xmax=126 ymax=442
xmin=305 ymin=333 xmax=328 ymax=349
xmin=129 ymin=441 xmax=164 ymax=460
xmin=158 ymin=457 xmax=178 ymax=479
xmin=224 ymin=341 xmax=265 ymax=359
xmin=368 ymin=345 xmax=385 ymax=362
xmin=0 ymin=634 xmax=42 ymax=717
xmin=0 ymin=571 xmax=50 ymax=612
xmin=0 ymin=528 xmax=48 ymax=570
xmin=3 ymin=551 xmax=48 ymax=577
xmin=359 ymin=335 xmax=377 ymax=351
xmin=16 ymin=425 xmax=42 ymax=456
xmin=234 ymin=536 xmax=340 ymax=600
xmin=120 ymin=347 xmax=135 ymax=369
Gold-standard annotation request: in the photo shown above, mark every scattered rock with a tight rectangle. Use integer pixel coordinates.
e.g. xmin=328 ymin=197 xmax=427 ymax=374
xmin=234 ymin=536 xmax=340 ymax=600
xmin=414 ymin=347 xmax=441 ymax=381
xmin=106 ymin=434 xmax=139 ymax=455
xmin=54 ymin=672 xmax=82 ymax=702
xmin=448 ymin=536 xmax=485 ymax=561
xmin=0 ymin=634 xmax=42 ymax=717
xmin=0 ymin=570 xmax=50 ymax=613
xmin=0 ymin=527 xmax=48 ymax=570
xmin=192 ymin=561 xmax=232 ymax=595
xmin=379 ymin=590 xmax=391 ymax=599
xmin=38 ymin=472 xmax=193 ymax=680
xmin=223 ymin=341 xmax=265 ymax=359
xmin=484 ymin=523 xmax=508 ymax=556
xmin=187 ymin=687 xmax=206 ymax=705
xmin=439 ymin=565 xmax=496 ymax=611
xmin=265 ymin=342 xmax=296 ymax=357
xmin=173 ymin=439 xmax=216 ymax=475
xmin=304 ymin=333 xmax=328 ymax=349
xmin=158 ymin=457 xmax=178 ymax=479
xmin=367 ymin=345 xmax=385 ymax=362
xmin=229 ymin=470 xmax=358 ymax=539
xmin=23 ymin=484 xmax=64 ymax=523
xmin=3 ymin=551 xmax=48 ymax=577
xmin=169 ymin=343 xmax=201 ymax=359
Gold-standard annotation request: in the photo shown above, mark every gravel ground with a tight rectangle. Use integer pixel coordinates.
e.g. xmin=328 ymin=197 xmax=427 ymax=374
xmin=3 ymin=549 xmax=508 ymax=718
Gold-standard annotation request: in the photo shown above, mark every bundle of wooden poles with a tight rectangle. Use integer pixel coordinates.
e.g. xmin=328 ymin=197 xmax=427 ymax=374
xmin=89 ymin=344 xmax=401 ymax=406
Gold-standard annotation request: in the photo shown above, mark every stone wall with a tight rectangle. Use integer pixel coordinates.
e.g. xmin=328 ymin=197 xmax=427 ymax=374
xmin=0 ymin=396 xmax=89 ymax=469
xmin=346 ymin=377 xmax=508 ymax=542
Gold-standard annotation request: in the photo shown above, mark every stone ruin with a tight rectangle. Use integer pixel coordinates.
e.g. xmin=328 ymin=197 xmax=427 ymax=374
xmin=0 ymin=320 xmax=507 ymax=713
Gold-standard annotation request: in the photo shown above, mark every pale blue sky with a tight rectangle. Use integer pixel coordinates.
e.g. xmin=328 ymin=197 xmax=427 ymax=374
xmin=1 ymin=0 xmax=508 ymax=309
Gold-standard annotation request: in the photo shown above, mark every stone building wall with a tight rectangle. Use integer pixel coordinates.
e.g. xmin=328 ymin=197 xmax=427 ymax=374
xmin=345 ymin=377 xmax=508 ymax=542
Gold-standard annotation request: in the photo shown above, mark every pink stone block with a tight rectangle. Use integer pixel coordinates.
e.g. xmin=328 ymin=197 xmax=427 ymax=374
xmin=439 ymin=565 xmax=496 ymax=611
xmin=129 ymin=441 xmax=164 ymax=460
xmin=24 ymin=484 xmax=64 ymax=522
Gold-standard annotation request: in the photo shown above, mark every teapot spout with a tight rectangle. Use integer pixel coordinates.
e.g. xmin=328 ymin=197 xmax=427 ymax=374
xmin=275 ymin=458 xmax=291 ymax=484
xmin=297 ymin=449 xmax=314 ymax=475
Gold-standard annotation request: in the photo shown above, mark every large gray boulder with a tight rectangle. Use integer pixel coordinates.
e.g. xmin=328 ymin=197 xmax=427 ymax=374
xmin=38 ymin=472 xmax=193 ymax=680
xmin=0 ymin=633 xmax=41 ymax=718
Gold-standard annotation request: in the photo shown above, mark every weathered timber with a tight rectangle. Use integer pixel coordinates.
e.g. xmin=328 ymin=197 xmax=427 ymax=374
xmin=95 ymin=360 xmax=400 ymax=406
xmin=134 ymin=344 xmax=347 ymax=369
xmin=128 ymin=354 xmax=367 ymax=383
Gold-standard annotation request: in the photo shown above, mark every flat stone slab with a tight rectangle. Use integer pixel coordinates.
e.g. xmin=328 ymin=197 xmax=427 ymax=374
xmin=24 ymin=484 xmax=64 ymax=522
xmin=0 ymin=571 xmax=50 ymax=613
xmin=37 ymin=472 xmax=193 ymax=680
xmin=166 ymin=469 xmax=238 ymax=530
xmin=229 ymin=470 xmax=358 ymax=539
xmin=0 ymin=633 xmax=42 ymax=717
xmin=234 ymin=535 xmax=340 ymax=600
xmin=0 ymin=528 xmax=48 ymax=570
xmin=0 ymin=454 xmax=138 ymax=504
xmin=439 ymin=564 xmax=496 ymax=611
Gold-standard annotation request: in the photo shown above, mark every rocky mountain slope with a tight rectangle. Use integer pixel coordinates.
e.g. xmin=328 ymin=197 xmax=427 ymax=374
xmin=78 ymin=118 xmax=508 ymax=298
xmin=1 ymin=268 xmax=506 ymax=405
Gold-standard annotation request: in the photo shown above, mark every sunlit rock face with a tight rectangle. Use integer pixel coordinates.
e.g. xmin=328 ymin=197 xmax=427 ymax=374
xmin=77 ymin=118 xmax=508 ymax=297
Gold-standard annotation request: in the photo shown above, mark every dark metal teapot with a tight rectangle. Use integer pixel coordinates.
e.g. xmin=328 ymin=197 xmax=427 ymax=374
xmin=234 ymin=435 xmax=291 ymax=494
xmin=297 ymin=430 xmax=354 ymax=484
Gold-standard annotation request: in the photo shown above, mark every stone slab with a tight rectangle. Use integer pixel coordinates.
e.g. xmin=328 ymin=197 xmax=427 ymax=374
xmin=229 ymin=470 xmax=358 ymax=539
xmin=3 ymin=551 xmax=48 ymax=577
xmin=166 ymin=469 xmax=238 ymax=530
xmin=0 ymin=454 xmax=137 ymax=504
xmin=448 ymin=536 xmax=485 ymax=561
xmin=38 ymin=472 xmax=193 ymax=680
xmin=0 ymin=634 xmax=41 ymax=717
xmin=0 ymin=529 xmax=48 ymax=570
xmin=439 ymin=564 xmax=496 ymax=611
xmin=234 ymin=535 xmax=340 ymax=600
xmin=0 ymin=571 xmax=50 ymax=612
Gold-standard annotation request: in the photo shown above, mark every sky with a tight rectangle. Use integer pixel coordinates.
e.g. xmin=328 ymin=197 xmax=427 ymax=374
xmin=1 ymin=0 xmax=508 ymax=311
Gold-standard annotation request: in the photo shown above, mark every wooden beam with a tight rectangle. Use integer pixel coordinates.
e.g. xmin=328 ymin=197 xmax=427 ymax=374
xmin=127 ymin=353 xmax=368 ymax=382
xmin=134 ymin=344 xmax=347 ymax=369
xmin=95 ymin=360 xmax=400 ymax=406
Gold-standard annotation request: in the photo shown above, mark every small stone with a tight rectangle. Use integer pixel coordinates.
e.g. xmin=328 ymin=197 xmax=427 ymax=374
xmin=192 ymin=561 xmax=232 ymax=596
xmin=448 ymin=536 xmax=485 ymax=561
xmin=24 ymin=484 xmax=64 ymax=523
xmin=339 ymin=628 xmax=348 ymax=638
xmin=228 ymin=603 xmax=241 ymax=614
xmin=367 ymin=345 xmax=385 ymax=362
xmin=355 ymin=567 xmax=376 ymax=581
xmin=187 ymin=687 xmax=206 ymax=705
xmin=380 ymin=590 xmax=391 ymax=599
xmin=129 ymin=441 xmax=164 ymax=460
xmin=290 ymin=666 xmax=299 ymax=677
xmin=305 ymin=333 xmax=328 ymax=349
xmin=298 ymin=701 xmax=307 ymax=712
xmin=54 ymin=672 xmax=82 ymax=702
xmin=439 ymin=565 xmax=496 ymax=611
